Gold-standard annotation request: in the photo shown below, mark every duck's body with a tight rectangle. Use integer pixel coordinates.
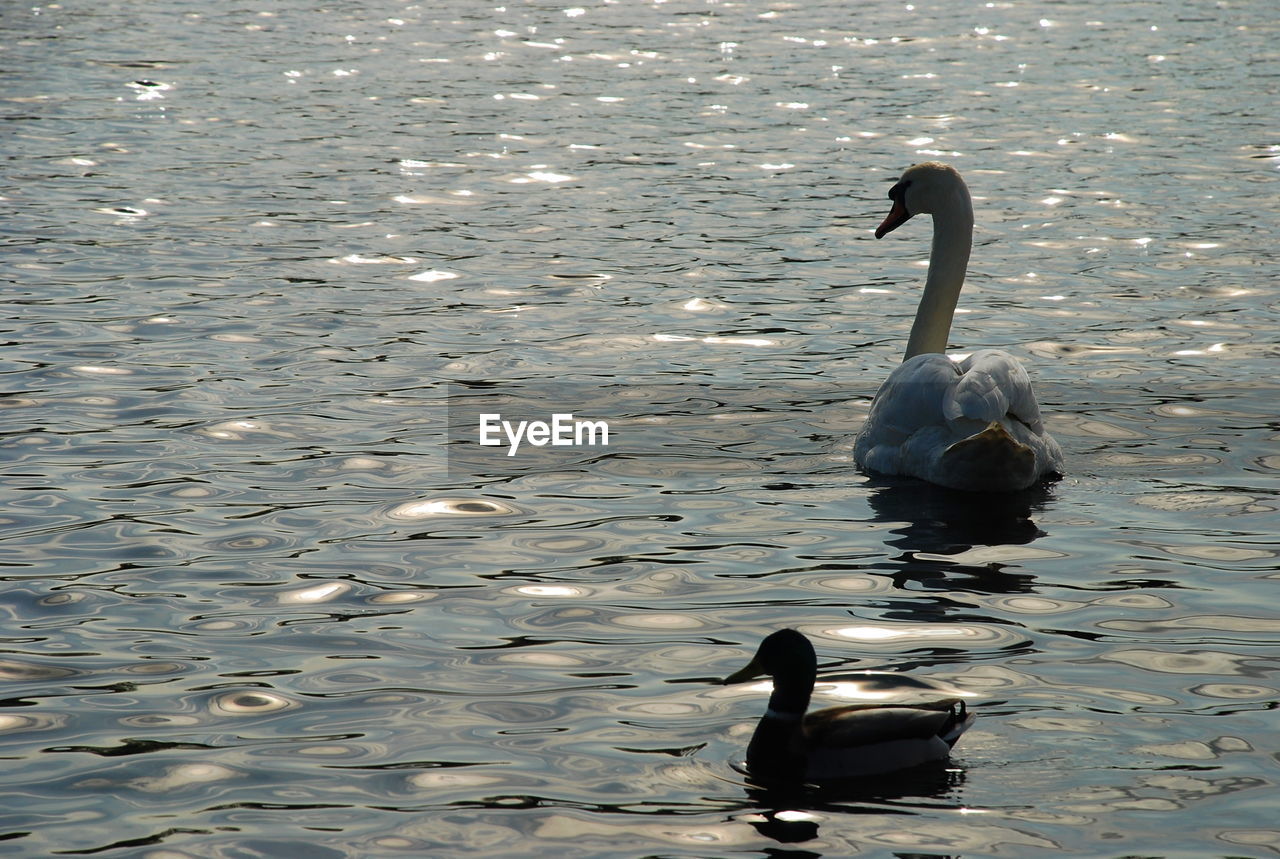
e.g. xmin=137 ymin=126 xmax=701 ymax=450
xmin=722 ymin=629 xmax=973 ymax=782
xmin=853 ymin=162 xmax=1062 ymax=492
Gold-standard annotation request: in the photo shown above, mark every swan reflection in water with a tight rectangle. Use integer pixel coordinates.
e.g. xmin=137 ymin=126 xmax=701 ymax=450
xmin=866 ymin=476 xmax=1051 ymax=551
xmin=854 ymin=475 xmax=1056 ymax=594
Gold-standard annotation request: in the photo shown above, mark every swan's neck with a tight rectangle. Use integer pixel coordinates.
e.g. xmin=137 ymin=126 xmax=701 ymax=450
xmin=903 ymin=198 xmax=973 ymax=360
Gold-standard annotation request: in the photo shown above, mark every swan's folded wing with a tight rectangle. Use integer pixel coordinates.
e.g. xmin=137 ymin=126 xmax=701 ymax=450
xmin=861 ymin=354 xmax=960 ymax=443
xmin=945 ymin=349 xmax=1044 ymax=430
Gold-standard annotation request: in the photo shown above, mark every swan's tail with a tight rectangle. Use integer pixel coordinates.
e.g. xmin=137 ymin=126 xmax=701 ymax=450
xmin=936 ymin=421 xmax=1037 ymax=492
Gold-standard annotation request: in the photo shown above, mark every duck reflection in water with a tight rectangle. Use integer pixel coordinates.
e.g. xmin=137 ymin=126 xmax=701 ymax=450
xmin=737 ymin=762 xmax=967 ymax=846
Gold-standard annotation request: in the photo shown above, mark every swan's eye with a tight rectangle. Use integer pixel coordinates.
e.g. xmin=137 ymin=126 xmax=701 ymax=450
xmin=888 ymin=179 xmax=910 ymax=202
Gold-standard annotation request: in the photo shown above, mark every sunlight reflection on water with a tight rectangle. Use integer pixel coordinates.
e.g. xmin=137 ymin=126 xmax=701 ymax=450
xmin=3 ymin=0 xmax=1279 ymax=855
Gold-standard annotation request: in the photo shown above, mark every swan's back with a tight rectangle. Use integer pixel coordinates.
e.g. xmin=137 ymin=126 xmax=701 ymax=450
xmin=854 ymin=350 xmax=1062 ymax=492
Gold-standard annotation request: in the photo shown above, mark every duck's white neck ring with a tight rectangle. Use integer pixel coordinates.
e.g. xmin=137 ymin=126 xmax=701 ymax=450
xmin=763 ymin=707 xmax=804 ymax=722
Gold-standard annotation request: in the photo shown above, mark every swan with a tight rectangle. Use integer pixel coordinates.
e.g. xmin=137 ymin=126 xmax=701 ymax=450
xmin=853 ymin=162 xmax=1063 ymax=492
xmin=721 ymin=629 xmax=974 ymax=782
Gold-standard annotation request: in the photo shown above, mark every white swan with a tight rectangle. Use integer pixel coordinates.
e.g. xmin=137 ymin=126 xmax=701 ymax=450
xmin=853 ymin=162 xmax=1062 ymax=492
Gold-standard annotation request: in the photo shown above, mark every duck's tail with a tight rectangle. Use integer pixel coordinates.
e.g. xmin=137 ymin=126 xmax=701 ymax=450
xmin=941 ymin=700 xmax=976 ymax=747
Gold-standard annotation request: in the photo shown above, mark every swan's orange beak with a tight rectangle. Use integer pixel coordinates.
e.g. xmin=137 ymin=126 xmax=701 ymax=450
xmin=875 ymin=199 xmax=912 ymax=238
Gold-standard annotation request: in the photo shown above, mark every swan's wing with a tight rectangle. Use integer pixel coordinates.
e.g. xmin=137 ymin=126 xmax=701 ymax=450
xmin=946 ymin=349 xmax=1045 ymax=431
xmin=854 ymin=355 xmax=960 ymax=474
xmin=859 ymin=354 xmax=960 ymax=444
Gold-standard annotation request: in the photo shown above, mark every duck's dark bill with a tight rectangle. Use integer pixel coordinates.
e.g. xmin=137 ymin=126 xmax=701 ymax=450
xmin=722 ymin=658 xmax=763 ymax=685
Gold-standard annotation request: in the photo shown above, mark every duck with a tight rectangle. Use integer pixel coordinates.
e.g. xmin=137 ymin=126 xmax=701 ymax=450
xmin=721 ymin=628 xmax=974 ymax=782
xmin=853 ymin=161 xmax=1063 ymax=492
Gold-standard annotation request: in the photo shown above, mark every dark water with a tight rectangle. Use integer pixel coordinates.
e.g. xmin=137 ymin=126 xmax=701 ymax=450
xmin=3 ymin=0 xmax=1278 ymax=856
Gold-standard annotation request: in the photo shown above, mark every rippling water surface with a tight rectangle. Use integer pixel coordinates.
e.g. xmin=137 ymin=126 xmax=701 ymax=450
xmin=4 ymin=0 xmax=1279 ymax=855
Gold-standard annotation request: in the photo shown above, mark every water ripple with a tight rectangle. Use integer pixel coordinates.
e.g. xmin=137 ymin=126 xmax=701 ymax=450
xmin=3 ymin=0 xmax=1278 ymax=854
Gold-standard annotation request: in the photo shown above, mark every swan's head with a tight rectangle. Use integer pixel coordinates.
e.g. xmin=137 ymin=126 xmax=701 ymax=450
xmin=875 ymin=161 xmax=971 ymax=239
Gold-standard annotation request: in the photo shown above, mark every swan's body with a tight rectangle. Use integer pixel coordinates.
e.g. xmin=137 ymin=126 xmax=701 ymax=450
xmin=722 ymin=629 xmax=974 ymax=782
xmin=854 ymin=162 xmax=1062 ymax=492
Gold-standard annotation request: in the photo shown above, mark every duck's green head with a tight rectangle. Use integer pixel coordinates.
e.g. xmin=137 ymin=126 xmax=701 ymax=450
xmin=721 ymin=628 xmax=817 ymax=685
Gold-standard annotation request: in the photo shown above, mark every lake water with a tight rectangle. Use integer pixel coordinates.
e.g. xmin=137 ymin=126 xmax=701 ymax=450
xmin=3 ymin=0 xmax=1278 ymax=855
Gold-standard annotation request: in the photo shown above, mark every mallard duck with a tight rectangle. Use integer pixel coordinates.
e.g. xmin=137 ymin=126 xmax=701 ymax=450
xmin=721 ymin=628 xmax=974 ymax=782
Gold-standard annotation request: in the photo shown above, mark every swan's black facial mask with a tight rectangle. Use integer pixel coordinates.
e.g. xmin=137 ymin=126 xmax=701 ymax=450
xmin=876 ymin=179 xmax=913 ymax=239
